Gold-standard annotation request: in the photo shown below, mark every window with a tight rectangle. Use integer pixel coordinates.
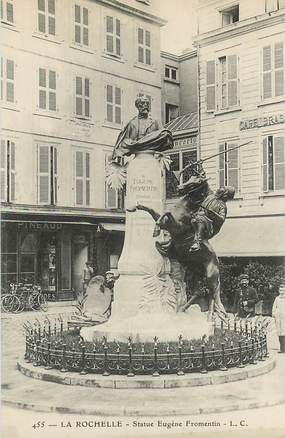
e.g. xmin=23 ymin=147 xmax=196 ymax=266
xmin=218 ymin=142 xmax=239 ymax=193
xmin=38 ymin=68 xmax=57 ymax=111
xmin=106 ymin=16 xmax=121 ymax=57
xmin=265 ymin=0 xmax=285 ymax=12
xmin=0 ymin=139 xmax=15 ymax=202
xmin=1 ymin=58 xmax=14 ymax=103
xmin=165 ymin=66 xmax=178 ymax=81
xmin=37 ymin=144 xmax=57 ymax=205
xmin=105 ymin=154 xmax=124 ymax=209
xmin=220 ymin=5 xmax=239 ymax=27
xmin=262 ymin=42 xmax=284 ymax=100
xmin=106 ymin=85 xmax=121 ymax=124
xmin=165 ymin=103 xmax=179 ymax=124
xmin=206 ymin=55 xmax=239 ymax=111
xmin=138 ymin=27 xmax=151 ymax=65
xmin=262 ymin=135 xmax=285 ymax=191
xmin=37 ymin=0 xmax=56 ymax=35
xmin=1 ymin=223 xmax=18 ymax=288
xmin=74 ymin=149 xmax=90 ymax=206
xmin=0 ymin=0 xmax=14 ymax=24
xmin=166 ymin=149 xmax=197 ymax=198
xmin=74 ymin=4 xmax=89 ymax=46
xmin=75 ymin=76 xmax=90 ymax=118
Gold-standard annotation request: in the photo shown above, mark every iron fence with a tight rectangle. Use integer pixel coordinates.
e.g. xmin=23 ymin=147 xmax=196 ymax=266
xmin=23 ymin=317 xmax=269 ymax=376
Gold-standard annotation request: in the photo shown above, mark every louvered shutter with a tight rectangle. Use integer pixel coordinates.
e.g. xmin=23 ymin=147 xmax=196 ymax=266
xmin=265 ymin=0 xmax=278 ymax=12
xmin=138 ymin=28 xmax=144 ymax=63
xmin=75 ymin=151 xmax=84 ymax=205
xmin=145 ymin=30 xmax=151 ymax=65
xmin=206 ymin=60 xmax=215 ymax=111
xmin=106 ymin=16 xmax=114 ymax=53
xmin=227 ymin=143 xmax=239 ymax=192
xmin=219 ymin=143 xmax=225 ymax=187
xmin=38 ymin=145 xmax=50 ymax=204
xmin=106 ymin=85 xmax=113 ymax=122
xmin=53 ymin=147 xmax=57 ymax=204
xmin=228 ymin=55 xmax=238 ymax=107
xmin=115 ymin=19 xmax=120 ymax=56
xmin=274 ymin=42 xmax=284 ymax=97
xmin=84 ymin=78 xmax=90 ymax=117
xmin=85 ymin=152 xmax=90 ymax=206
xmin=9 ymin=141 xmax=15 ymax=201
xmin=76 ymin=76 xmax=82 ymax=115
xmin=263 ymin=46 xmax=272 ymax=99
xmin=48 ymin=0 xmax=55 ymax=35
xmin=83 ymin=7 xmax=89 ymax=46
xmin=38 ymin=0 xmax=46 ymax=33
xmin=262 ymin=137 xmax=268 ymax=192
xmin=274 ymin=136 xmax=285 ymax=190
xmin=75 ymin=5 xmax=81 ymax=43
xmin=115 ymin=87 xmax=121 ymax=124
xmin=0 ymin=140 xmax=6 ymax=201
xmin=49 ymin=70 xmax=56 ymax=111
xmin=6 ymin=59 xmax=14 ymax=103
xmin=6 ymin=0 xmax=14 ymax=23
xmin=39 ymin=68 xmax=46 ymax=109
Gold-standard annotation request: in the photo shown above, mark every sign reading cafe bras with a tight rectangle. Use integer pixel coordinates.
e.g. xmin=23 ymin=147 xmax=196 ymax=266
xmin=240 ymin=114 xmax=285 ymax=130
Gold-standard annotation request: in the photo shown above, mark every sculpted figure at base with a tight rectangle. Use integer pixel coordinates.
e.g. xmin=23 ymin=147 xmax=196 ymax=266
xmin=112 ymin=94 xmax=173 ymax=161
xmin=129 ymin=162 xmax=235 ymax=321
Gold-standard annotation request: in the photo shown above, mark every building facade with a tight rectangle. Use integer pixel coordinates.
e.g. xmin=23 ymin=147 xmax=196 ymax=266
xmin=1 ymin=0 xmax=165 ymax=299
xmin=194 ymin=0 xmax=285 ymax=260
xmin=160 ymin=49 xmax=199 ymax=202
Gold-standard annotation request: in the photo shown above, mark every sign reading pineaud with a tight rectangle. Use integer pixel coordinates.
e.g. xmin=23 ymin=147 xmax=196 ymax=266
xmin=240 ymin=114 xmax=285 ymax=130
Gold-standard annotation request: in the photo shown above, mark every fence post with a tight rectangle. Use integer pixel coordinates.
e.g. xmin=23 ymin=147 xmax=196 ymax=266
xmin=177 ymin=335 xmax=184 ymax=376
xmin=45 ymin=341 xmax=53 ymax=370
xmin=33 ymin=340 xmax=41 ymax=367
xmin=80 ymin=344 xmax=88 ymax=375
xmin=238 ymin=341 xmax=245 ymax=368
xmin=102 ymin=338 xmax=110 ymax=376
xmin=152 ymin=336 xmax=160 ymax=377
xmin=60 ymin=343 xmax=68 ymax=372
xmin=116 ymin=343 xmax=120 ymax=374
xmin=250 ymin=338 xmax=257 ymax=365
xmin=127 ymin=337 xmax=134 ymax=377
xmin=200 ymin=345 xmax=208 ymax=374
xmin=219 ymin=343 xmax=227 ymax=371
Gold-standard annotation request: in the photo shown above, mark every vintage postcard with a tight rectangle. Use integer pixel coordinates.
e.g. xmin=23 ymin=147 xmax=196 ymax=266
xmin=1 ymin=0 xmax=285 ymax=437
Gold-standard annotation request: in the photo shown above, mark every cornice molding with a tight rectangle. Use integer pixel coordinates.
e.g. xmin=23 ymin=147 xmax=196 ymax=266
xmin=160 ymin=49 xmax=197 ymax=63
xmin=93 ymin=0 xmax=167 ymax=26
xmin=194 ymin=12 xmax=285 ymax=47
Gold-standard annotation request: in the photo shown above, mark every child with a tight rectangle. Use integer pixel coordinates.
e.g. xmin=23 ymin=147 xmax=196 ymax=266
xmin=272 ymin=280 xmax=285 ymax=353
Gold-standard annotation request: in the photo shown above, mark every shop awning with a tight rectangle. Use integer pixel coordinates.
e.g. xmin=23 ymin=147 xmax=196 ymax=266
xmin=99 ymin=223 xmax=125 ymax=232
xmin=212 ymin=215 xmax=285 ymax=257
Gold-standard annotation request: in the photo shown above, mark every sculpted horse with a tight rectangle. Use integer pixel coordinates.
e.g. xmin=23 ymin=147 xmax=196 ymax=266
xmin=130 ymin=172 xmax=235 ymax=321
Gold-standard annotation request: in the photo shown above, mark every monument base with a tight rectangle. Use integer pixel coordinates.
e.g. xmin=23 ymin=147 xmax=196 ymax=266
xmin=81 ymin=305 xmax=214 ymax=343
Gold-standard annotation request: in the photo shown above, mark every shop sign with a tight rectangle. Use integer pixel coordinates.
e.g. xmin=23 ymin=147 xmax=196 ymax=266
xmin=18 ymin=222 xmax=62 ymax=231
xmin=174 ymin=136 xmax=197 ymax=148
xmin=240 ymin=114 xmax=285 ymax=130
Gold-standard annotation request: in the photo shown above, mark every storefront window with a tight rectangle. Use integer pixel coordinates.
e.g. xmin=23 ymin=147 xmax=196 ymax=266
xmin=20 ymin=233 xmax=37 ymax=284
xmin=1 ymin=223 xmax=17 ymax=288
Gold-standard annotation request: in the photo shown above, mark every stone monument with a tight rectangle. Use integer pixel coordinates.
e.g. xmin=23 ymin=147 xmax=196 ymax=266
xmin=81 ymin=95 xmax=213 ymax=343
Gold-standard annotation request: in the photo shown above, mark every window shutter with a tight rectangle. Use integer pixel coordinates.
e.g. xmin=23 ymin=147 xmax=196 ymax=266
xmin=53 ymin=147 xmax=57 ymax=204
xmin=206 ymin=60 xmax=215 ymax=111
xmin=106 ymin=84 xmax=113 ymax=122
xmin=76 ymin=76 xmax=82 ymax=116
xmin=105 ymin=154 xmax=117 ymax=208
xmin=138 ymin=28 xmax=144 ymax=63
xmin=83 ymin=8 xmax=89 ymax=46
xmin=219 ymin=143 xmax=225 ymax=187
xmin=227 ymin=143 xmax=239 ymax=192
xmin=85 ymin=152 xmax=90 ymax=206
xmin=145 ymin=30 xmax=151 ymax=65
xmin=9 ymin=141 xmax=15 ymax=201
xmin=262 ymin=137 xmax=268 ymax=192
xmin=6 ymin=1 xmax=14 ymax=23
xmin=38 ymin=145 xmax=50 ymax=204
xmin=84 ymin=78 xmax=90 ymax=117
xmin=228 ymin=55 xmax=238 ymax=107
xmin=75 ymin=5 xmax=81 ymax=43
xmin=6 ymin=59 xmax=14 ymax=103
xmin=75 ymin=150 xmax=84 ymax=205
xmin=274 ymin=136 xmax=285 ymax=190
xmin=49 ymin=70 xmax=56 ymax=111
xmin=263 ymin=46 xmax=272 ymax=99
xmin=274 ymin=42 xmax=284 ymax=97
xmin=0 ymin=139 xmax=6 ymax=201
xmin=39 ymin=68 xmax=46 ymax=109
xmin=106 ymin=16 xmax=114 ymax=53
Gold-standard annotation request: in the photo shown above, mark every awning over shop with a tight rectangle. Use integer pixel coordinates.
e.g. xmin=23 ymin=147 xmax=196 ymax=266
xmin=98 ymin=223 xmax=125 ymax=232
xmin=212 ymin=215 xmax=285 ymax=257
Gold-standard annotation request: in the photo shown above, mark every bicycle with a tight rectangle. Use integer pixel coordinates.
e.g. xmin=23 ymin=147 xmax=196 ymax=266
xmin=1 ymin=283 xmax=48 ymax=313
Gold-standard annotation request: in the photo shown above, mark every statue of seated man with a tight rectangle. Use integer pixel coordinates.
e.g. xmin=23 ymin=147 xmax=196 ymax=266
xmin=111 ymin=94 xmax=173 ymax=161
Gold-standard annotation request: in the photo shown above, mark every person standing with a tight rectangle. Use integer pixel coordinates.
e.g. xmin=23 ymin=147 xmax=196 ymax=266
xmin=272 ymin=280 xmax=285 ymax=353
xmin=82 ymin=261 xmax=94 ymax=293
xmin=233 ymin=274 xmax=258 ymax=318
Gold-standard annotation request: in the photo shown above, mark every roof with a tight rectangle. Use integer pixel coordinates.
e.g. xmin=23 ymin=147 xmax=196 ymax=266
xmin=165 ymin=112 xmax=198 ymax=133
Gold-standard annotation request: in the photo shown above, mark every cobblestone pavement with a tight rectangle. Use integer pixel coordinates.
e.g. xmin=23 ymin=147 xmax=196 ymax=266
xmin=2 ymin=308 xmax=285 ymax=438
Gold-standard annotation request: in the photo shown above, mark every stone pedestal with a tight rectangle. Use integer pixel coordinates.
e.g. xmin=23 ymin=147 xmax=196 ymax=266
xmin=81 ymin=152 xmax=212 ymax=343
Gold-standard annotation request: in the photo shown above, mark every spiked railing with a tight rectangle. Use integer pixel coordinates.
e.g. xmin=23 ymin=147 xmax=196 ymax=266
xmin=23 ymin=317 xmax=269 ymax=376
